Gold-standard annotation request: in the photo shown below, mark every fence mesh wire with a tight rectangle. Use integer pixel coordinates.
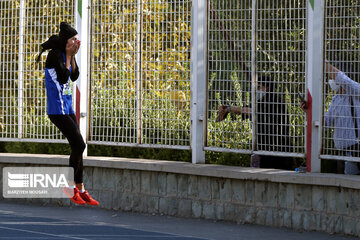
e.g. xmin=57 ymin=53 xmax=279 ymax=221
xmin=256 ymin=0 xmax=306 ymax=155
xmin=0 ymin=0 xmax=19 ymax=140
xmin=1 ymin=0 xmax=75 ymax=142
xmin=89 ymin=0 xmax=192 ymax=148
xmin=322 ymin=0 xmax=360 ymax=160
xmin=207 ymin=0 xmax=253 ymax=152
xmin=89 ymin=0 xmax=138 ymax=144
xmin=140 ymin=0 xmax=191 ymax=147
xmin=2 ymin=0 xmax=360 ymax=162
xmin=22 ymin=0 xmax=75 ymax=141
xmin=207 ymin=0 xmax=306 ymax=156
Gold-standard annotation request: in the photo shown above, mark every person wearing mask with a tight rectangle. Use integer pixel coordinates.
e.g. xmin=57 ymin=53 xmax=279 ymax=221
xmin=216 ymin=75 xmax=294 ymax=170
xmin=323 ymin=62 xmax=360 ymax=174
xmin=37 ymin=22 xmax=99 ymax=205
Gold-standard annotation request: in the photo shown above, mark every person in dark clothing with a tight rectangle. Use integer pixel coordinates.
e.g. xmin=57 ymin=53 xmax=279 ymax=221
xmin=216 ymin=75 xmax=294 ymax=170
xmin=37 ymin=22 xmax=98 ymax=205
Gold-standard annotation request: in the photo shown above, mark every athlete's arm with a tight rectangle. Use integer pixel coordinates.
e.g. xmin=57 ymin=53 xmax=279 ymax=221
xmin=70 ymin=56 xmax=79 ymax=81
xmin=47 ymin=49 xmax=72 ymax=85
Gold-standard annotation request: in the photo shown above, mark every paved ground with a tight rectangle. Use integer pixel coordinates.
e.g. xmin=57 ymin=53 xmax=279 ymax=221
xmin=0 ymin=201 xmax=358 ymax=240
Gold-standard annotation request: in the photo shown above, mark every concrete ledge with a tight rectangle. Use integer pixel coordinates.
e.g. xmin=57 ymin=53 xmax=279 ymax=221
xmin=1 ymin=153 xmax=360 ymax=189
xmin=1 ymin=153 xmax=360 ymax=237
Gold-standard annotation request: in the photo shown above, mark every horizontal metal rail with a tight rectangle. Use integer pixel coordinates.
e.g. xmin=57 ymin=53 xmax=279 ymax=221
xmin=88 ymin=141 xmax=191 ymax=151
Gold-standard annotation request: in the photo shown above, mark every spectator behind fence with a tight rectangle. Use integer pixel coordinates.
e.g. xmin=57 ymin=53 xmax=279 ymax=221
xmin=37 ymin=22 xmax=99 ymax=205
xmin=323 ymin=61 xmax=360 ymax=175
xmin=216 ymin=75 xmax=295 ymax=170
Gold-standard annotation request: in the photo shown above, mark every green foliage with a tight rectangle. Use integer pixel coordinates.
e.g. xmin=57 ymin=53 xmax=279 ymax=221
xmin=90 ymin=0 xmax=192 ymax=146
xmin=206 ymin=151 xmax=250 ymax=167
xmin=0 ymin=142 xmax=70 ymax=155
xmin=88 ymin=144 xmax=191 ymax=162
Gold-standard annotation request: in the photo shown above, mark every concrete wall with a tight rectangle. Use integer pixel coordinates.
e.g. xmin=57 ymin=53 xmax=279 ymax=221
xmin=1 ymin=153 xmax=360 ymax=237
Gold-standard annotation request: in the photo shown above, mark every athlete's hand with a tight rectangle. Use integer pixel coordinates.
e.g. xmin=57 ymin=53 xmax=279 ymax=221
xmin=65 ymin=42 xmax=76 ymax=56
xmin=74 ymin=40 xmax=81 ymax=54
xmin=216 ymin=105 xmax=229 ymax=122
xmin=66 ymin=39 xmax=80 ymax=56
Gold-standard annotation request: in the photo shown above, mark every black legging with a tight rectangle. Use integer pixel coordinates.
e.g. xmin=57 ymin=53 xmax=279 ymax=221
xmin=48 ymin=114 xmax=85 ymax=183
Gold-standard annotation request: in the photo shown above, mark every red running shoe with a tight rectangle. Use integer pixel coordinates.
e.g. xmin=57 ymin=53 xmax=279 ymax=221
xmin=80 ymin=191 xmax=99 ymax=206
xmin=62 ymin=187 xmax=86 ymax=205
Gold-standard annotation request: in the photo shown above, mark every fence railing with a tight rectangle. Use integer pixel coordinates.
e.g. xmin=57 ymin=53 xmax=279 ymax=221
xmin=0 ymin=0 xmax=75 ymax=143
xmin=88 ymin=0 xmax=192 ymax=149
xmin=206 ymin=0 xmax=307 ymax=159
xmin=0 ymin=0 xmax=359 ymax=171
xmin=321 ymin=0 xmax=360 ymax=162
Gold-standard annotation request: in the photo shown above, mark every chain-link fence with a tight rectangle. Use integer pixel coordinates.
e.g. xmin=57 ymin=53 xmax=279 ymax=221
xmin=206 ymin=0 xmax=306 ymax=158
xmin=0 ymin=0 xmax=19 ymax=140
xmin=89 ymin=0 xmax=139 ymax=145
xmin=88 ymin=0 xmax=192 ymax=149
xmin=207 ymin=0 xmax=253 ymax=153
xmin=0 ymin=0 xmax=359 ymax=166
xmin=322 ymin=0 xmax=360 ymax=161
xmin=0 ymin=0 xmax=75 ymax=142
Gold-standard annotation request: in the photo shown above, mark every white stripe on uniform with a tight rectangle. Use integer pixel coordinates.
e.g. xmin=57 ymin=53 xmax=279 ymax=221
xmin=48 ymin=68 xmax=65 ymax=115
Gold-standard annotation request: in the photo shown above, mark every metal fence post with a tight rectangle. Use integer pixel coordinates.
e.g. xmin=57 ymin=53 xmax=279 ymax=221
xmin=190 ymin=0 xmax=207 ymax=164
xmin=305 ymin=0 xmax=325 ymax=172
xmin=18 ymin=0 xmax=25 ymax=139
xmin=251 ymin=0 xmax=257 ymax=153
xmin=136 ymin=0 xmax=143 ymax=145
xmin=76 ymin=0 xmax=89 ymax=156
